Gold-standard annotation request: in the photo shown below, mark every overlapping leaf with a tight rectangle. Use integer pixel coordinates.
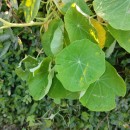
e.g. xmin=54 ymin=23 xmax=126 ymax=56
xmin=41 ymin=19 xmax=64 ymax=56
xmin=93 ymin=0 xmax=130 ymax=30
xmin=108 ymin=25 xmax=130 ymax=53
xmin=28 ymin=57 xmax=54 ymax=100
xmin=90 ymin=18 xmax=106 ymax=48
xmin=48 ymin=76 xmax=79 ymax=99
xmin=55 ymin=39 xmax=105 ymax=92
xmin=64 ymin=6 xmax=97 ymax=43
xmin=80 ymin=62 xmax=126 ymax=111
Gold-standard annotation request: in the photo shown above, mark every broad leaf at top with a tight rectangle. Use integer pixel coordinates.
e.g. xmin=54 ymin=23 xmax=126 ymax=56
xmin=80 ymin=62 xmax=126 ymax=111
xmin=28 ymin=57 xmax=54 ymax=100
xmin=93 ymin=0 xmax=130 ymax=30
xmin=22 ymin=0 xmax=41 ymax=22
xmin=64 ymin=6 xmax=97 ymax=43
xmin=41 ymin=19 xmax=64 ymax=56
xmin=48 ymin=76 xmax=79 ymax=99
xmin=108 ymin=25 xmax=130 ymax=53
xmin=55 ymin=39 xmax=105 ymax=92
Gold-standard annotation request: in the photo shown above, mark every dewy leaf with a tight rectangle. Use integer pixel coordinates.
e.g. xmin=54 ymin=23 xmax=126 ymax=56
xmin=41 ymin=19 xmax=64 ymax=56
xmin=48 ymin=76 xmax=79 ymax=99
xmin=108 ymin=25 xmax=130 ymax=53
xmin=64 ymin=6 xmax=97 ymax=43
xmin=55 ymin=39 xmax=105 ymax=92
xmin=28 ymin=57 xmax=54 ymax=100
xmin=80 ymin=62 xmax=126 ymax=111
xmin=90 ymin=18 xmax=106 ymax=49
xmin=22 ymin=0 xmax=41 ymax=22
xmin=93 ymin=0 xmax=130 ymax=30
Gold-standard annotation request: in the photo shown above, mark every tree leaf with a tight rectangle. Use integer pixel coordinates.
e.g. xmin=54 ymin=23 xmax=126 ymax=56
xmin=90 ymin=18 xmax=106 ymax=49
xmin=48 ymin=76 xmax=79 ymax=99
xmin=108 ymin=25 xmax=130 ymax=53
xmin=55 ymin=39 xmax=105 ymax=92
xmin=93 ymin=0 xmax=130 ymax=30
xmin=22 ymin=0 xmax=41 ymax=22
xmin=41 ymin=19 xmax=64 ymax=56
xmin=28 ymin=57 xmax=54 ymax=100
xmin=80 ymin=62 xmax=126 ymax=111
xmin=64 ymin=6 xmax=97 ymax=43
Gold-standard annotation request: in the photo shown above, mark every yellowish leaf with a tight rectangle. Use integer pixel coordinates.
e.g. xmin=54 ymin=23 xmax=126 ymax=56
xmin=90 ymin=18 xmax=106 ymax=48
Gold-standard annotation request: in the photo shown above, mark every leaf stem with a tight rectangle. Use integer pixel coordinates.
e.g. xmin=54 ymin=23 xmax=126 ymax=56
xmin=0 ymin=18 xmax=45 ymax=30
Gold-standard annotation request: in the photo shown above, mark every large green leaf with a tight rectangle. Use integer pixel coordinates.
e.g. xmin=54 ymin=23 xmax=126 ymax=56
xmin=22 ymin=0 xmax=41 ymax=22
xmin=55 ymin=39 xmax=105 ymax=92
xmin=93 ymin=0 xmax=130 ymax=30
xmin=41 ymin=19 xmax=64 ymax=56
xmin=80 ymin=62 xmax=126 ymax=111
xmin=28 ymin=57 xmax=54 ymax=100
xmin=64 ymin=6 xmax=96 ymax=43
xmin=108 ymin=25 xmax=130 ymax=53
xmin=48 ymin=76 xmax=79 ymax=99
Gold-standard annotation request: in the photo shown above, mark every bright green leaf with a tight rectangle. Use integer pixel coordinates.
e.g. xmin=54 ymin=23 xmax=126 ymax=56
xmin=80 ymin=62 xmax=126 ymax=111
xmin=48 ymin=76 xmax=79 ymax=99
xmin=41 ymin=19 xmax=64 ymax=56
xmin=28 ymin=57 xmax=54 ymax=100
xmin=93 ymin=0 xmax=130 ymax=30
xmin=108 ymin=25 xmax=130 ymax=53
xmin=55 ymin=39 xmax=105 ymax=92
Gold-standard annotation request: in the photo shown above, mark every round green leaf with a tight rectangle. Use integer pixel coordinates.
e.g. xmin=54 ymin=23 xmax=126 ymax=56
xmin=64 ymin=6 xmax=96 ymax=42
xmin=80 ymin=62 xmax=126 ymax=111
xmin=93 ymin=0 xmax=130 ymax=30
xmin=108 ymin=25 xmax=130 ymax=53
xmin=48 ymin=76 xmax=79 ymax=99
xmin=55 ymin=39 xmax=105 ymax=92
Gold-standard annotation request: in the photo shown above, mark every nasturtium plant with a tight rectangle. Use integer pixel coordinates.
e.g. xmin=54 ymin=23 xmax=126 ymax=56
xmin=0 ymin=0 xmax=127 ymax=111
